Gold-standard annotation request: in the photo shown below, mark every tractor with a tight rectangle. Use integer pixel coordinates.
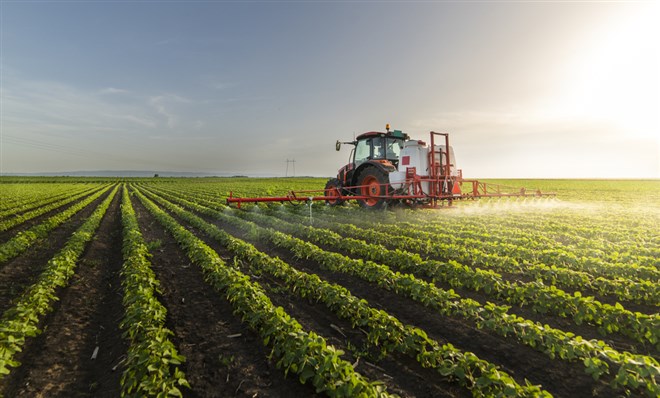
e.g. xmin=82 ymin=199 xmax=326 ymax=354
xmin=226 ymin=125 xmax=553 ymax=209
xmin=325 ymin=124 xmax=460 ymax=209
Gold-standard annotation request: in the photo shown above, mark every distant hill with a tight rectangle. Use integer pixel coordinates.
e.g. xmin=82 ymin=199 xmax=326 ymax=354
xmin=2 ymin=170 xmax=280 ymax=177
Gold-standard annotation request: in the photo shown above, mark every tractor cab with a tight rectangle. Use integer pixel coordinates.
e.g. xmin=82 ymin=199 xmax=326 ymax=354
xmin=330 ymin=125 xmax=410 ymax=208
xmin=353 ymin=130 xmax=408 ymax=168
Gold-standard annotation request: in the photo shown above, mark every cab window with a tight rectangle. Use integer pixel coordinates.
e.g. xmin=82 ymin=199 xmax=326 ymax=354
xmin=354 ymin=139 xmax=370 ymax=164
xmin=355 ymin=136 xmax=387 ymax=164
xmin=371 ymin=137 xmax=384 ymax=159
xmin=386 ymin=138 xmax=403 ymax=160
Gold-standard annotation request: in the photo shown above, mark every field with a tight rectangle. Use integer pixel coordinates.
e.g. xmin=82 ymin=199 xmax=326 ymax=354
xmin=0 ymin=177 xmax=658 ymax=397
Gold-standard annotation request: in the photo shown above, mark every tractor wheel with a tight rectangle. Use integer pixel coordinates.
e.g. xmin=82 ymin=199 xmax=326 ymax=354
xmin=356 ymin=167 xmax=389 ymax=209
xmin=324 ymin=178 xmax=344 ymax=206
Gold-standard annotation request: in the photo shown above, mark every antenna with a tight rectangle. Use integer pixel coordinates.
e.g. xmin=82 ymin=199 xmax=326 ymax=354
xmin=285 ymin=158 xmax=296 ymax=177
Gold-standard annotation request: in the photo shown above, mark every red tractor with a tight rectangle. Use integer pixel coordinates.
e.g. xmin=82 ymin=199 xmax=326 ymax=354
xmin=326 ymin=125 xmax=460 ymax=209
xmin=227 ymin=125 xmax=553 ymax=209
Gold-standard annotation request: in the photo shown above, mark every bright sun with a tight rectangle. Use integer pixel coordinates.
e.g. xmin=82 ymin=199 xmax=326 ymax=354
xmin=552 ymin=2 xmax=659 ymax=140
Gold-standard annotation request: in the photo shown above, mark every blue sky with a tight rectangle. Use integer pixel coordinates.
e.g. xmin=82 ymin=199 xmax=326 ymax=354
xmin=1 ymin=1 xmax=658 ymax=178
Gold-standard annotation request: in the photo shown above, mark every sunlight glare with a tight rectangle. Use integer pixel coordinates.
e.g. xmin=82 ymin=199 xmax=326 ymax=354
xmin=552 ymin=2 xmax=659 ymax=140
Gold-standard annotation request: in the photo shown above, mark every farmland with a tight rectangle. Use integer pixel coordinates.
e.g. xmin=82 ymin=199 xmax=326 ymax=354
xmin=0 ymin=177 xmax=658 ymax=397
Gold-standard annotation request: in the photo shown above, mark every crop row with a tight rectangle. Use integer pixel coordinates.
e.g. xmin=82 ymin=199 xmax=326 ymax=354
xmin=143 ymin=185 xmax=660 ymax=397
xmin=131 ymin=187 xmax=394 ymax=397
xmin=0 ymin=184 xmax=109 ymax=232
xmin=260 ymin=208 xmax=660 ymax=348
xmin=274 ymin=208 xmax=660 ymax=309
xmin=366 ymin=218 xmax=660 ymax=282
xmin=0 ymin=185 xmax=118 ymax=379
xmin=380 ymin=199 xmax=658 ymax=244
xmin=151 ymin=182 xmax=660 ymax=269
xmin=137 ymin=186 xmax=549 ymax=397
xmin=267 ymin=207 xmax=659 ymax=306
xmin=0 ymin=183 xmax=88 ymax=212
xmin=168 ymin=182 xmax=659 ymax=271
xmin=119 ymin=187 xmax=190 ymax=396
xmin=152 ymin=185 xmax=660 ymax=348
xmin=0 ymin=185 xmax=112 ymax=265
xmin=404 ymin=220 xmax=659 ymax=269
xmin=0 ymin=184 xmax=94 ymax=221
xmin=253 ymin=190 xmax=658 ymax=260
xmin=278 ymin=203 xmax=659 ymax=280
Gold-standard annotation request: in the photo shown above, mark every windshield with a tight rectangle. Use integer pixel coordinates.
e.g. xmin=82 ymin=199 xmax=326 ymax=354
xmin=386 ymin=138 xmax=404 ymax=160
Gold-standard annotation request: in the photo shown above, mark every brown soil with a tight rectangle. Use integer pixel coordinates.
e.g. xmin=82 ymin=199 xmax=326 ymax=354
xmin=170 ymin=210 xmax=467 ymax=398
xmin=4 ymin=189 xmax=89 ymax=219
xmin=130 ymin=194 xmax=321 ymax=398
xmin=0 ymin=188 xmax=114 ymax=315
xmin=1 ymin=186 xmax=126 ymax=397
xmin=0 ymin=187 xmax=103 ymax=243
xmin=198 ymin=207 xmax=624 ymax=398
xmin=265 ymin=211 xmax=658 ymax=358
xmin=2 ymin=185 xmax=653 ymax=398
xmin=123 ymin=186 xmax=617 ymax=398
xmin=292 ymin=211 xmax=660 ymax=315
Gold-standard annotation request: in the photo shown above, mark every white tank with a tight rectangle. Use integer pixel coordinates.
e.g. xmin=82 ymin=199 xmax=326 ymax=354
xmin=389 ymin=141 xmax=458 ymax=194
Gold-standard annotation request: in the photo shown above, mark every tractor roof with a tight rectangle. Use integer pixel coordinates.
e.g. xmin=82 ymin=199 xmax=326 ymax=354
xmin=356 ymin=130 xmax=409 ymax=141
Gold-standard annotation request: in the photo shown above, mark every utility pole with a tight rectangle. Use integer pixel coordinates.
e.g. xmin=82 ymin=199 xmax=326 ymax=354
xmin=285 ymin=159 xmax=296 ymax=177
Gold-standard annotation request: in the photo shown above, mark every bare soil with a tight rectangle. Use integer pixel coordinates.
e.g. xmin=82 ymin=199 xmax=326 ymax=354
xmin=202 ymin=211 xmax=616 ymax=398
xmin=268 ymin=212 xmax=657 ymax=358
xmin=131 ymin=195 xmax=321 ymax=397
xmin=0 ymin=188 xmax=114 ymax=315
xmin=0 ymin=187 xmax=104 ymax=242
xmin=1 ymin=185 xmax=654 ymax=398
xmin=1 ymin=187 xmax=126 ymax=397
xmin=169 ymin=209 xmax=467 ymax=398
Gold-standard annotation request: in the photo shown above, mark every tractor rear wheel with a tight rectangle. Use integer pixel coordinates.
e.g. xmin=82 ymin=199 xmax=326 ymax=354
xmin=356 ymin=167 xmax=389 ymax=209
xmin=324 ymin=178 xmax=344 ymax=206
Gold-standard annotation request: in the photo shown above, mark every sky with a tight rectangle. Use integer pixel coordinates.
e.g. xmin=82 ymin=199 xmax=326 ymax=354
xmin=1 ymin=1 xmax=658 ymax=178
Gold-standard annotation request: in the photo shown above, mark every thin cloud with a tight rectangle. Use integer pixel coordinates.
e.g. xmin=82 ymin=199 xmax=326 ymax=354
xmin=198 ymin=74 xmax=239 ymax=91
xmin=98 ymin=87 xmax=130 ymax=95
xmin=212 ymin=82 xmax=232 ymax=90
xmin=3 ymin=74 xmax=157 ymax=136
xmin=147 ymin=134 xmax=210 ymax=141
xmin=112 ymin=114 xmax=158 ymax=128
xmin=148 ymin=94 xmax=191 ymax=129
xmin=155 ymin=37 xmax=181 ymax=46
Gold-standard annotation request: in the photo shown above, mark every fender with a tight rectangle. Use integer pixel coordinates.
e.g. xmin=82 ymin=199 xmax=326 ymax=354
xmin=337 ymin=163 xmax=354 ymax=186
xmin=351 ymin=160 xmax=396 ymax=186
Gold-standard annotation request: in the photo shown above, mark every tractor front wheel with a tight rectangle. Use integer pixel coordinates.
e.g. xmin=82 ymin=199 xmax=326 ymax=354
xmin=324 ymin=178 xmax=344 ymax=206
xmin=356 ymin=167 xmax=389 ymax=209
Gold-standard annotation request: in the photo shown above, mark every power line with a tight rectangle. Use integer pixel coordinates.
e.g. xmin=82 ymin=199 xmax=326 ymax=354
xmin=285 ymin=158 xmax=296 ymax=177
xmin=4 ymin=135 xmax=101 ymax=158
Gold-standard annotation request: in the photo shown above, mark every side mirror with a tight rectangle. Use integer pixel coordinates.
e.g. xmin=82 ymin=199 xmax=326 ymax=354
xmin=335 ymin=140 xmax=341 ymax=151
